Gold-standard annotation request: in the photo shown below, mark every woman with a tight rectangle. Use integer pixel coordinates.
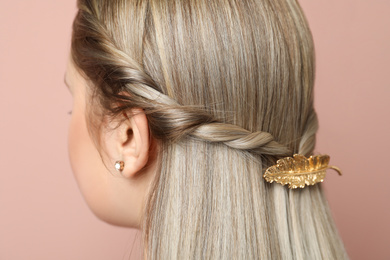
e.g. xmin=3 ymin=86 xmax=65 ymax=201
xmin=65 ymin=0 xmax=348 ymax=258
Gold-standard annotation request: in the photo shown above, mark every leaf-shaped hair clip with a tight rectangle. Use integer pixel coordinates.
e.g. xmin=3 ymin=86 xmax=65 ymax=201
xmin=263 ymin=154 xmax=342 ymax=189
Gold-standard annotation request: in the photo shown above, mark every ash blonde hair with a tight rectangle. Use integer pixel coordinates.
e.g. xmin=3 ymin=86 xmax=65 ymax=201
xmin=71 ymin=0 xmax=348 ymax=259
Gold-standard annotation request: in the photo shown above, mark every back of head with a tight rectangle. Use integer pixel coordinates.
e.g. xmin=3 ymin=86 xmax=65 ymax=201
xmin=71 ymin=0 xmax=348 ymax=259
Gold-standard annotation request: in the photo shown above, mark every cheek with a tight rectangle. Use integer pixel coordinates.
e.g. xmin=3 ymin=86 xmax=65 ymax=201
xmin=67 ymin=107 xmax=111 ymax=221
xmin=68 ymin=108 xmax=92 ymax=186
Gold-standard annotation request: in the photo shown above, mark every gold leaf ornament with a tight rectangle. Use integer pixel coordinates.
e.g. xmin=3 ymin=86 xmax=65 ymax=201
xmin=263 ymin=154 xmax=342 ymax=189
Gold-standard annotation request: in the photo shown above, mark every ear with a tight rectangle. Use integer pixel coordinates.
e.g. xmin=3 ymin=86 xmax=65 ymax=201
xmin=104 ymin=108 xmax=150 ymax=178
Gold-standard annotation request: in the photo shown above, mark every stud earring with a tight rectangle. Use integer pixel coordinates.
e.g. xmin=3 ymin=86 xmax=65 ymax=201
xmin=115 ymin=161 xmax=125 ymax=172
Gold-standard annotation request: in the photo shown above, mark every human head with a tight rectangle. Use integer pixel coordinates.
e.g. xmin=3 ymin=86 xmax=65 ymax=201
xmin=68 ymin=0 xmax=347 ymax=258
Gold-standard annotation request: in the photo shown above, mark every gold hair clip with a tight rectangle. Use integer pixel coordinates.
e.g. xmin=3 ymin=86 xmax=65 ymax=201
xmin=263 ymin=154 xmax=342 ymax=189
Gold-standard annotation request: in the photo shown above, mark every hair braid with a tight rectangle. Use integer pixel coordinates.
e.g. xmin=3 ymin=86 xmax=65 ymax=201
xmin=190 ymin=123 xmax=291 ymax=156
xmin=73 ymin=5 xmax=292 ymax=158
xmin=297 ymin=109 xmax=319 ymax=156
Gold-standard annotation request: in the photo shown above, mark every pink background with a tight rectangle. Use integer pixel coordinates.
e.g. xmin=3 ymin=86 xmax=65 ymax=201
xmin=0 ymin=1 xmax=389 ymax=259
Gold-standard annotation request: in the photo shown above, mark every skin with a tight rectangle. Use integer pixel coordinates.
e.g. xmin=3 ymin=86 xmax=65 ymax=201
xmin=65 ymin=57 xmax=158 ymax=228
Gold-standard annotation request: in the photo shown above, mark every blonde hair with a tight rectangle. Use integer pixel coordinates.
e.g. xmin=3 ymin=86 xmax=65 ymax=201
xmin=71 ymin=0 xmax=348 ymax=259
